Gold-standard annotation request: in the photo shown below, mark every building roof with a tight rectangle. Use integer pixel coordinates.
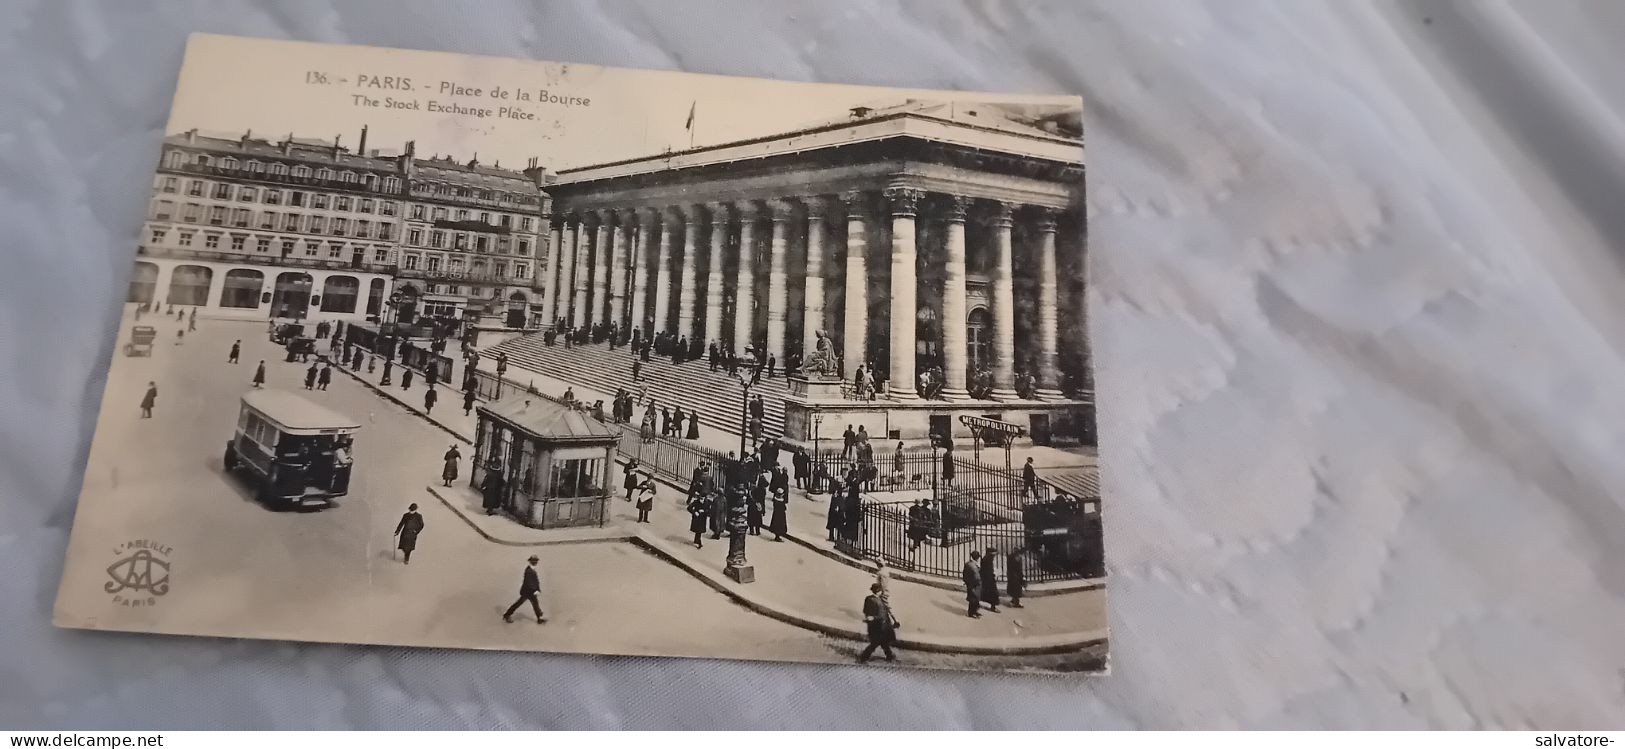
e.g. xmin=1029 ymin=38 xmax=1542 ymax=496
xmin=478 ymin=395 xmax=616 ymax=442
xmin=553 ymin=98 xmax=1082 ymax=183
xmin=241 ymin=390 xmax=362 ymax=432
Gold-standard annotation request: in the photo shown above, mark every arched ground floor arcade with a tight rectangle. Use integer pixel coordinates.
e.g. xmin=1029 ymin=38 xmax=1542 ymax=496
xmin=126 ymin=257 xmax=394 ymax=323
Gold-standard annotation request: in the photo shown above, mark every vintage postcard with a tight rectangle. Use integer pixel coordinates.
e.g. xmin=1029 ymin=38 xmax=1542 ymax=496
xmin=54 ymin=33 xmax=1103 ymax=674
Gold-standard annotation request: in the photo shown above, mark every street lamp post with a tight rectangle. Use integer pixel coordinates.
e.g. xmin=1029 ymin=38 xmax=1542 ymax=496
xmin=811 ymin=412 xmax=824 ymax=494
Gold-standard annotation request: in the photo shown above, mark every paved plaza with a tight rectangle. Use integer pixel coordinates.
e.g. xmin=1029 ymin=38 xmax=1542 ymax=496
xmin=56 ymin=309 xmax=1105 ymax=671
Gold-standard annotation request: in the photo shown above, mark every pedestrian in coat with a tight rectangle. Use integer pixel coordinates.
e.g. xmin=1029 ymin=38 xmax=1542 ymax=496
xmin=228 ymin=340 xmax=240 ymax=364
xmin=685 ymin=410 xmax=701 ymax=439
xmin=709 ymin=487 xmax=728 ymax=539
xmin=304 ymin=364 xmax=318 ymax=390
xmin=441 ymin=445 xmax=460 ymax=487
xmin=380 ymin=359 xmax=393 ymax=386
xmin=770 ymin=466 xmax=789 ymax=500
xmin=634 ymin=478 xmax=655 ymax=523
xmin=963 ymin=551 xmax=983 ymax=618
xmin=672 ymin=407 xmax=686 ymax=439
xmin=393 ymin=503 xmax=424 ymax=564
xmin=979 ymin=546 xmax=1001 ymax=612
xmin=768 ymin=487 xmax=788 ymax=541
xmin=624 ymin=459 xmax=642 ymax=501
xmin=858 ymin=583 xmax=899 ymax=663
xmin=424 ymin=386 xmax=437 ymax=413
xmin=687 ymin=495 xmax=709 ymax=548
xmin=907 ymin=498 xmax=930 ymax=551
xmin=139 ymin=382 xmax=157 ymax=418
xmin=842 ymin=425 xmax=856 ymax=459
xmin=825 ymin=480 xmax=844 ymax=541
xmin=841 ymin=482 xmax=863 ymax=542
xmin=872 ymin=557 xmax=892 ymax=605
xmin=793 ymin=450 xmax=810 ymax=490
xmin=481 ymin=467 xmax=505 ymax=515
xmin=401 ymin=367 xmax=413 ymax=390
xmin=1022 ymin=457 xmax=1038 ymax=498
xmin=660 ymin=407 xmax=671 ymax=437
xmin=1006 ymin=549 xmax=1026 ymax=608
xmin=941 ymin=447 xmax=956 ymax=486
xmin=747 ymin=481 xmax=765 ymax=536
xmin=639 ymin=407 xmax=656 ymax=442
xmin=463 ymin=388 xmax=477 ymax=416
xmin=502 ymin=555 xmax=545 ymax=624
xmin=317 ymin=364 xmax=332 ymax=391
xmin=252 ymin=361 xmax=266 ymax=388
xmin=187 ymin=309 xmax=197 ymax=332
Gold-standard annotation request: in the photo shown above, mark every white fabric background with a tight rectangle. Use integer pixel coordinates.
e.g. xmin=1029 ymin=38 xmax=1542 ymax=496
xmin=3 ymin=0 xmax=1624 ymax=730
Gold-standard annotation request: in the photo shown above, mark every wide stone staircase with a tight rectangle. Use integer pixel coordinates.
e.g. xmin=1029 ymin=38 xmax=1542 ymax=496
xmin=485 ymin=334 xmax=792 ymax=441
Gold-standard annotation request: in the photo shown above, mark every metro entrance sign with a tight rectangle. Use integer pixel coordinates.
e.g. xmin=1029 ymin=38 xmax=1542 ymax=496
xmin=959 ymin=415 xmax=1027 ymax=469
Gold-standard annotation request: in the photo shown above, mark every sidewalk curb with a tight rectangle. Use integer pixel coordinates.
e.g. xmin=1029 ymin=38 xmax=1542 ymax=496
xmin=424 ymin=485 xmax=633 ymax=548
xmin=625 ymin=534 xmax=1107 ymax=655
xmin=332 ymin=364 xmax=472 ymax=446
xmin=781 ymin=530 xmax=1107 ymax=597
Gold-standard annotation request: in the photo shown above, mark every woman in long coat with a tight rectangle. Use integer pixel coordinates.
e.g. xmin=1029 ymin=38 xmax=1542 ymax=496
xmin=481 ymin=465 xmax=506 ymax=515
xmin=747 ymin=478 xmax=766 ymax=535
xmin=623 ymin=459 xmax=642 ymax=501
xmin=252 ymin=361 xmax=267 ymax=388
xmin=1006 ymin=549 xmax=1026 ymax=608
xmin=768 ymin=487 xmax=789 ymax=541
xmin=685 ymin=409 xmax=701 ymax=439
xmin=640 ymin=406 xmax=656 ymax=442
xmin=441 ymin=446 xmax=460 ymax=487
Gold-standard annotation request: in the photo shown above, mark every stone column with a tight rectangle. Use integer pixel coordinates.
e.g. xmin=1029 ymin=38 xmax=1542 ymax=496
xmin=653 ymin=207 xmax=676 ymax=335
xmin=677 ymin=204 xmax=702 ymax=343
xmin=989 ymin=201 xmax=1018 ymax=399
xmin=590 ymin=211 xmax=612 ymax=328
xmin=940 ymin=195 xmax=972 ymax=400
xmin=540 ymin=218 xmax=563 ymax=327
xmin=840 ymin=191 xmax=868 ymax=380
xmin=1034 ymin=207 xmax=1064 ymax=400
xmin=732 ymin=200 xmax=758 ymax=353
xmin=801 ymin=196 xmax=827 ymax=360
xmin=608 ymin=209 xmax=632 ymax=330
xmin=765 ymin=199 xmax=793 ymax=362
xmin=558 ymin=216 xmax=579 ymax=327
xmin=629 ymin=209 xmax=653 ymax=335
xmin=885 ymin=186 xmax=923 ymax=400
xmin=570 ymin=215 xmax=592 ymax=328
xmin=703 ymin=202 xmax=730 ymax=349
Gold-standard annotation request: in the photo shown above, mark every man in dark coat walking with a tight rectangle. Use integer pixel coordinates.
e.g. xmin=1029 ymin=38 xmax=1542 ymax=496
xmin=825 ymin=479 xmax=845 ymax=541
xmin=380 ymin=358 xmax=393 ymax=386
xmin=842 ymin=425 xmax=856 ymax=459
xmin=687 ymin=493 xmax=710 ymax=548
xmin=979 ymin=546 xmax=1001 ymax=612
xmin=317 ymin=363 xmax=332 ymax=391
xmin=400 ymin=366 xmax=414 ymax=390
xmin=858 ymin=582 xmax=899 ymax=663
xmin=228 ymin=339 xmax=240 ymax=364
xmin=423 ymin=386 xmax=437 ymax=413
xmin=1006 ymin=549 xmax=1026 ymax=608
xmin=502 ymin=555 xmax=545 ymax=624
xmin=139 ymin=382 xmax=157 ymax=418
xmin=481 ymin=465 xmax=505 ymax=515
xmin=304 ymin=363 xmax=318 ymax=390
xmin=463 ymin=387 xmax=477 ymax=416
xmin=1022 ymin=456 xmax=1038 ymax=498
xmin=963 ymin=551 xmax=983 ymax=618
xmin=252 ymin=361 xmax=266 ymax=388
xmin=393 ymin=503 xmax=424 ymax=564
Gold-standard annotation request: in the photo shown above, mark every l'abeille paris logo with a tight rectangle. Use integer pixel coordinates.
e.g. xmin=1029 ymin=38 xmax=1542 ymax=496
xmin=104 ymin=539 xmax=172 ymax=607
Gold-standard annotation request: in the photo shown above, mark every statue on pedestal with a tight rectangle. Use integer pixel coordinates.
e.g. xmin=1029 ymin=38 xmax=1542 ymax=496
xmin=803 ymin=330 xmax=840 ymax=379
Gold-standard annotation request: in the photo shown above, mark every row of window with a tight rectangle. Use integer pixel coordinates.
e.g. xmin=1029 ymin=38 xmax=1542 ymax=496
xmin=400 ymin=253 xmax=530 ymax=280
xmin=157 ymin=177 xmax=400 ymax=216
xmin=150 ymin=202 xmax=397 ymax=240
xmin=402 ymin=226 xmax=529 ymax=255
xmin=164 ymin=150 xmax=401 ymax=192
xmin=164 ymin=149 xmax=542 ymax=208
xmin=136 ymin=265 xmax=382 ymax=314
xmin=147 ymin=227 xmax=392 ymax=264
xmin=405 ymin=203 xmax=536 ymax=232
xmin=410 ymin=179 xmax=539 ymax=206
